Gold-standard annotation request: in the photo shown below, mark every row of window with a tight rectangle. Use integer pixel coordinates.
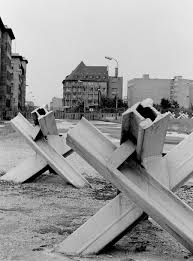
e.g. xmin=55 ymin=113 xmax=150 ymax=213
xmin=64 ymin=81 xmax=107 ymax=87
xmin=72 ymin=74 xmax=107 ymax=80
xmin=64 ymin=87 xmax=106 ymax=92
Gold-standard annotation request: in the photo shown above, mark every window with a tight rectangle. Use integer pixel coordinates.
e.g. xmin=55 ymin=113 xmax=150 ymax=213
xmin=6 ymin=99 xmax=10 ymax=107
xmin=6 ymin=57 xmax=11 ymax=67
xmin=7 ymin=71 xmax=12 ymax=81
xmin=6 ymin=42 xmax=11 ymax=55
xmin=7 ymin=86 xmax=11 ymax=94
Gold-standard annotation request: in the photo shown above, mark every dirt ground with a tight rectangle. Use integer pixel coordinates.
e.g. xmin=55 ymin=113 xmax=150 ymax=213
xmin=1 ymin=120 xmax=193 ymax=261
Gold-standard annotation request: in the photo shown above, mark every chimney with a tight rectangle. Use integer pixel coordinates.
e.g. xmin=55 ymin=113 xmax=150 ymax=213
xmin=115 ymin=67 xmax=118 ymax=78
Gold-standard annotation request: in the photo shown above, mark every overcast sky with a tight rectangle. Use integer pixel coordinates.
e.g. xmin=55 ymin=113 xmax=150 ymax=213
xmin=1 ymin=0 xmax=193 ymax=105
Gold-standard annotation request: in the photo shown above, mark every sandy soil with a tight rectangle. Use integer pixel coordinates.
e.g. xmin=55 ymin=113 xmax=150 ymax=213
xmin=0 ymin=121 xmax=193 ymax=261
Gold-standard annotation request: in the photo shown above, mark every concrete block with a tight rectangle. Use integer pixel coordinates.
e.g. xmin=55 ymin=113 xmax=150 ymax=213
xmin=1 ymin=113 xmax=89 ymax=188
xmin=32 ymin=106 xmax=58 ymax=136
xmin=165 ymin=131 xmax=193 ymax=191
xmin=56 ymin=117 xmax=193 ymax=255
xmin=1 ymin=154 xmax=47 ymax=183
xmin=56 ymin=193 xmax=144 ymax=255
xmin=121 ymin=98 xmax=170 ymax=161
xmin=11 ymin=112 xmax=41 ymax=140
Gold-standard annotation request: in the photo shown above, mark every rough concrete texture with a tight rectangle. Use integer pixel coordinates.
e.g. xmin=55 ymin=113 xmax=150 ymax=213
xmin=0 ymin=120 xmax=193 ymax=261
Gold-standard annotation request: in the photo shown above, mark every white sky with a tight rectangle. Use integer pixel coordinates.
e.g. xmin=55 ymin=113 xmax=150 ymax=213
xmin=1 ymin=0 xmax=193 ymax=105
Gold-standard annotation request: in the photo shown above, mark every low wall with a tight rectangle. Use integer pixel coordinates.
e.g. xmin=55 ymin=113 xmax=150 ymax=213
xmin=2 ymin=110 xmax=193 ymax=133
xmin=53 ymin=111 xmax=122 ymax=122
xmin=0 ymin=111 xmax=33 ymax=121
xmin=0 ymin=110 xmax=122 ymax=122
xmin=168 ymin=118 xmax=193 ymax=133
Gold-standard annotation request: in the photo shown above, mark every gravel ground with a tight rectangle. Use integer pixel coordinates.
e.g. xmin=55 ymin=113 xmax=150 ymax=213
xmin=1 ymin=121 xmax=193 ymax=261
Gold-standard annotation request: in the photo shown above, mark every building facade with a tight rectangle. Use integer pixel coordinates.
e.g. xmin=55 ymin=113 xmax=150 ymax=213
xmin=108 ymin=76 xmax=123 ymax=99
xmin=50 ymin=97 xmax=63 ymax=111
xmin=127 ymin=74 xmax=193 ymax=109
xmin=0 ymin=18 xmax=28 ymax=112
xmin=62 ymin=61 xmax=123 ymax=109
xmin=63 ymin=62 xmax=109 ymax=109
xmin=11 ymin=53 xmax=28 ymax=110
xmin=0 ymin=18 xmax=15 ymax=111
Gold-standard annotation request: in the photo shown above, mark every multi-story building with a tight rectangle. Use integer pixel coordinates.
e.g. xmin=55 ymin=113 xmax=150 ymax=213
xmin=62 ymin=61 xmax=123 ymax=109
xmin=63 ymin=61 xmax=109 ymax=109
xmin=11 ymin=53 xmax=28 ymax=110
xmin=127 ymin=74 xmax=193 ymax=109
xmin=0 ymin=18 xmax=28 ymax=113
xmin=50 ymin=97 xmax=63 ymax=111
xmin=0 ymin=18 xmax=15 ymax=111
xmin=108 ymin=76 xmax=123 ymax=99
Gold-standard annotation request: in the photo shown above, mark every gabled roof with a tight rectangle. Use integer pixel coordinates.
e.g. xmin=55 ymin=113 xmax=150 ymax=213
xmin=5 ymin=26 xmax=15 ymax=40
xmin=64 ymin=61 xmax=109 ymax=82
xmin=0 ymin=18 xmax=4 ymax=31
xmin=0 ymin=18 xmax=15 ymax=39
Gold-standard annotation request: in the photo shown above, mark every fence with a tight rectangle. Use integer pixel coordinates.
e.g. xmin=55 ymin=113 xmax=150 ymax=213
xmin=0 ymin=110 xmax=33 ymax=121
xmin=0 ymin=110 xmax=122 ymax=122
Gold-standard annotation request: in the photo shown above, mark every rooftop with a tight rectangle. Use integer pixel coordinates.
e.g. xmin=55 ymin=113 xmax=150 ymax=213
xmin=0 ymin=18 xmax=15 ymax=39
xmin=64 ymin=61 xmax=109 ymax=82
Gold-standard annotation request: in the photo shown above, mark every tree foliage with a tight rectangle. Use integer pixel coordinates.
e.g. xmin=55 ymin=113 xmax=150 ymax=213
xmin=100 ymin=96 xmax=127 ymax=109
xmin=160 ymin=98 xmax=171 ymax=109
xmin=160 ymin=98 xmax=179 ymax=110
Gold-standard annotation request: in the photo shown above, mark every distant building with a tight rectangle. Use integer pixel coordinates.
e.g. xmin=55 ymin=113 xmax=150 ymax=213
xmin=25 ymin=100 xmax=34 ymax=107
xmin=11 ymin=53 xmax=28 ymax=110
xmin=108 ymin=76 xmax=123 ymax=99
xmin=25 ymin=100 xmax=34 ymax=110
xmin=62 ymin=61 xmax=123 ymax=110
xmin=0 ymin=18 xmax=15 ymax=111
xmin=127 ymin=74 xmax=193 ymax=109
xmin=50 ymin=97 xmax=63 ymax=111
xmin=63 ymin=61 xmax=109 ymax=109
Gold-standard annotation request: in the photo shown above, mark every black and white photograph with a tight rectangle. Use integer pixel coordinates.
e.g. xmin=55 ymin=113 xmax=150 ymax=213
xmin=1 ymin=1 xmax=193 ymax=260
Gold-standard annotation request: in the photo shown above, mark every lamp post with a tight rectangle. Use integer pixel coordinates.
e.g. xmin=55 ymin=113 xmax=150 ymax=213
xmin=105 ymin=56 xmax=119 ymax=119
xmin=105 ymin=56 xmax=119 ymax=77
xmin=98 ymin=88 xmax=101 ymax=111
xmin=115 ymin=92 xmax=118 ymax=120
xmin=78 ymin=80 xmax=86 ymax=113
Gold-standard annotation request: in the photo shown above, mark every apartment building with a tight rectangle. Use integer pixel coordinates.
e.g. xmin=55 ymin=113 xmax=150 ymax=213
xmin=62 ymin=61 xmax=123 ymax=109
xmin=0 ymin=18 xmax=15 ymax=110
xmin=11 ymin=53 xmax=28 ymax=110
xmin=127 ymin=74 xmax=193 ymax=109
xmin=0 ymin=18 xmax=28 ymax=112
xmin=63 ymin=61 xmax=109 ymax=108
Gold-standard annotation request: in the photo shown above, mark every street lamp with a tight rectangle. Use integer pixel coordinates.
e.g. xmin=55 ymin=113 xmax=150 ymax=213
xmin=98 ymin=88 xmax=101 ymax=111
xmin=105 ymin=56 xmax=119 ymax=77
xmin=78 ymin=80 xmax=86 ymax=113
xmin=105 ymin=56 xmax=119 ymax=119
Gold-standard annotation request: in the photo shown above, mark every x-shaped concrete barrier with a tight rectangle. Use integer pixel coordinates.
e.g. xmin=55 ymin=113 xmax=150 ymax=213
xmin=1 ymin=107 xmax=90 ymax=188
xmin=55 ymin=99 xmax=193 ymax=255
